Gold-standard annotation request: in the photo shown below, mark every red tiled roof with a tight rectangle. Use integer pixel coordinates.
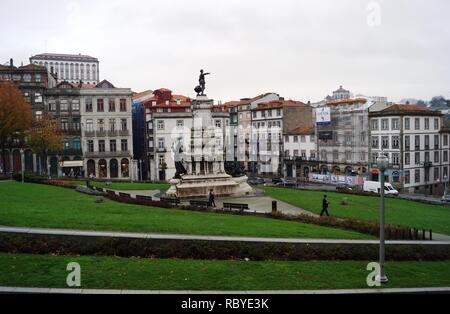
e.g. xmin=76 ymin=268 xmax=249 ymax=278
xmin=290 ymin=126 xmax=314 ymax=135
xmin=382 ymin=104 xmax=430 ymax=112
xmin=326 ymin=98 xmax=367 ymax=106
xmin=255 ymin=100 xmax=306 ymax=109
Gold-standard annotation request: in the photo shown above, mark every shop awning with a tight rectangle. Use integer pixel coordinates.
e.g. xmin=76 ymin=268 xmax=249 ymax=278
xmin=60 ymin=160 xmax=83 ymax=168
xmin=371 ymin=169 xmax=379 ymax=174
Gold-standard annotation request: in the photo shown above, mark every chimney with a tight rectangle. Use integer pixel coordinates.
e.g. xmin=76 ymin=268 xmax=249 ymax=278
xmin=9 ymin=58 xmax=13 ymax=67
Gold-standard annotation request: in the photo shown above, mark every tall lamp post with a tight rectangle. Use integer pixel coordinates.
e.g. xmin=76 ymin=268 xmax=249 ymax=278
xmin=376 ymin=151 xmax=389 ymax=283
xmin=20 ymin=148 xmax=24 ymax=184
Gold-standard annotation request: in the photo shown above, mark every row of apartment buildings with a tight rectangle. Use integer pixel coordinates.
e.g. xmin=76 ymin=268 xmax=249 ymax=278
xmin=1 ymin=53 xmax=449 ymax=195
xmin=133 ymin=86 xmax=450 ymax=195
xmin=0 ymin=55 xmax=135 ymax=180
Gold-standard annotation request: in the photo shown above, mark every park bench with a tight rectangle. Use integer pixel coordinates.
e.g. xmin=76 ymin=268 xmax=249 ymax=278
xmin=159 ymin=197 xmax=181 ymax=205
xmin=223 ymin=202 xmax=250 ymax=212
xmin=106 ymin=190 xmax=116 ymax=196
xmin=136 ymin=195 xmax=153 ymax=201
xmin=119 ymin=192 xmax=131 ymax=198
xmin=189 ymin=199 xmax=210 ymax=209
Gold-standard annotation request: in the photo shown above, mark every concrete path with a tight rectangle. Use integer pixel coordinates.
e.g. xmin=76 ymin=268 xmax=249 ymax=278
xmin=113 ymin=189 xmax=161 ymax=197
xmin=0 ymin=286 xmax=449 ymax=294
xmin=1 ymin=226 xmax=449 ymax=245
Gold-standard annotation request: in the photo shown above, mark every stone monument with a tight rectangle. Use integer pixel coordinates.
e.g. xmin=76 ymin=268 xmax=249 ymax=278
xmin=166 ymin=71 xmax=252 ymax=198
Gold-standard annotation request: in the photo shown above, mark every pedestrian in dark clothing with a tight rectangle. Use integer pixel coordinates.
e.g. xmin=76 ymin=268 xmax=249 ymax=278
xmin=208 ymin=189 xmax=216 ymax=207
xmin=320 ymin=195 xmax=330 ymax=216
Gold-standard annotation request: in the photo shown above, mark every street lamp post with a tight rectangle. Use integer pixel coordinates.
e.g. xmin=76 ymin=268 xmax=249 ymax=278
xmin=444 ymin=175 xmax=448 ymax=196
xmin=139 ymin=159 xmax=143 ymax=181
xmin=376 ymin=151 xmax=389 ymax=283
xmin=20 ymin=148 xmax=24 ymax=184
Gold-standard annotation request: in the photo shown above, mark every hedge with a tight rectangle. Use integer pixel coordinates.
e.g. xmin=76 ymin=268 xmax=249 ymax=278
xmin=0 ymin=233 xmax=448 ymax=261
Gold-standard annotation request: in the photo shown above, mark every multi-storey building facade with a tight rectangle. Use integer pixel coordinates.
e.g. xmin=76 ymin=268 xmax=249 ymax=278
xmin=283 ymin=125 xmax=316 ymax=179
xmin=30 ymin=53 xmax=99 ymax=85
xmin=369 ymin=104 xmax=449 ymax=195
xmin=0 ymin=59 xmax=56 ymax=175
xmin=315 ymin=98 xmax=371 ymax=177
xmin=147 ymin=97 xmax=229 ymax=182
xmin=80 ymin=80 xmax=134 ymax=180
xmin=249 ymin=100 xmax=309 ymax=176
xmin=143 ymin=88 xmax=192 ymax=181
xmin=44 ymin=81 xmax=83 ymax=177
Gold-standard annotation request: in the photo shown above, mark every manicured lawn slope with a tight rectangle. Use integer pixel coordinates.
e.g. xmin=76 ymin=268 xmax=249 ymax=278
xmin=0 ymin=182 xmax=370 ymax=239
xmin=264 ymin=187 xmax=450 ymax=235
xmin=1 ymin=253 xmax=449 ymax=290
xmin=64 ymin=180 xmax=169 ymax=191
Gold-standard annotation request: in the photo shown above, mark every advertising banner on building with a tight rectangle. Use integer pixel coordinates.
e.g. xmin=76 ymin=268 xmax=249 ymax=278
xmin=316 ymin=106 xmax=331 ymax=125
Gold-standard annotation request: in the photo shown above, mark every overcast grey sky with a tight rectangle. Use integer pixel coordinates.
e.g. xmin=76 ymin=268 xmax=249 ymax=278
xmin=1 ymin=0 xmax=449 ymax=103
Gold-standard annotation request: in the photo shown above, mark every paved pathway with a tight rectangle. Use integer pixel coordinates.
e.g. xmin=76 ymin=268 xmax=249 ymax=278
xmin=1 ymin=226 xmax=449 ymax=245
xmin=0 ymin=286 xmax=449 ymax=294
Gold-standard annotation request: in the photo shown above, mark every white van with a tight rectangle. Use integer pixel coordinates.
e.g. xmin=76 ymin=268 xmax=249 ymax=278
xmin=363 ymin=180 xmax=399 ymax=196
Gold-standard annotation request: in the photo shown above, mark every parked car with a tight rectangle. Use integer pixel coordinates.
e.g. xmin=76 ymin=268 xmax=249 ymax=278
xmin=363 ymin=180 xmax=399 ymax=196
xmin=442 ymin=194 xmax=450 ymax=203
xmin=272 ymin=178 xmax=283 ymax=184
xmin=248 ymin=177 xmax=265 ymax=185
xmin=336 ymin=183 xmax=353 ymax=191
xmin=276 ymin=178 xmax=297 ymax=187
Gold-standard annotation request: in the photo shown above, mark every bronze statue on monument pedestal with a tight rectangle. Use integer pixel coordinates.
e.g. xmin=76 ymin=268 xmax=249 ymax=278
xmin=194 ymin=69 xmax=210 ymax=96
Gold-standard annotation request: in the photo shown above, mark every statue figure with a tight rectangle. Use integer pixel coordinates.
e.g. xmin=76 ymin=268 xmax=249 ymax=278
xmin=194 ymin=69 xmax=210 ymax=96
xmin=172 ymin=139 xmax=187 ymax=179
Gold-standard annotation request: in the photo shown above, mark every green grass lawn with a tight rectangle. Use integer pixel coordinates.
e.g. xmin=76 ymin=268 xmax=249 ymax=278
xmin=62 ymin=179 xmax=169 ymax=191
xmin=0 ymin=253 xmax=449 ymax=290
xmin=0 ymin=181 xmax=371 ymax=239
xmin=263 ymin=187 xmax=450 ymax=235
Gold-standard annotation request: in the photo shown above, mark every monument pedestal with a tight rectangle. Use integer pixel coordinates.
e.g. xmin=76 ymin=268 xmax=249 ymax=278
xmin=166 ymin=95 xmax=253 ymax=199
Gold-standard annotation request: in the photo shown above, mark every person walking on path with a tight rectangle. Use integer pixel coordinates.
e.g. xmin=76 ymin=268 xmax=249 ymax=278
xmin=208 ymin=189 xmax=216 ymax=207
xmin=320 ymin=195 xmax=330 ymax=216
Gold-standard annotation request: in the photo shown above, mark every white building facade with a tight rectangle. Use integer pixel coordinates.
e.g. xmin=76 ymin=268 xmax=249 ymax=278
xmin=30 ymin=53 xmax=99 ymax=85
xmin=369 ymin=105 xmax=449 ymax=195
xmin=80 ymin=80 xmax=135 ymax=180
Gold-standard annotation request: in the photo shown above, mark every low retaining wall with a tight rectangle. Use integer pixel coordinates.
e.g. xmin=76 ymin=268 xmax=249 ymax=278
xmin=0 ymin=233 xmax=449 ymax=261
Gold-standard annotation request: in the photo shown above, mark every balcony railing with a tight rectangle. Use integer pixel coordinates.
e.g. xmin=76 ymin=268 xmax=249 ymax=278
xmin=84 ymin=151 xmax=131 ymax=158
xmin=108 ymin=130 xmax=118 ymax=137
xmin=84 ymin=131 xmax=95 ymax=137
xmin=96 ymin=130 xmax=107 ymax=137
xmin=119 ymin=130 xmax=130 ymax=136
xmin=156 ymin=147 xmax=167 ymax=153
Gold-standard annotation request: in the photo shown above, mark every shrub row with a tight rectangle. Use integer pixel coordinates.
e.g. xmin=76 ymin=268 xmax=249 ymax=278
xmin=267 ymin=211 xmax=432 ymax=241
xmin=0 ymin=233 xmax=448 ymax=261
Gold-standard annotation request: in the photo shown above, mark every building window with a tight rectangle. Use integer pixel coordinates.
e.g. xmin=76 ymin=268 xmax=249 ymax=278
xmin=405 ymin=152 xmax=410 ymax=165
xmin=371 ymin=136 xmax=379 ymax=149
xmin=444 ymin=135 xmax=449 ymax=146
xmin=444 ymin=151 xmax=449 ymax=162
xmin=415 ymin=169 xmax=420 ymax=183
xmin=109 ymin=99 xmax=115 ymax=112
xmin=404 ymin=118 xmax=410 ymax=130
xmin=60 ymin=100 xmax=69 ymax=111
xmin=110 ymin=140 xmax=116 ymax=152
xmin=392 ymin=136 xmax=400 ymax=149
xmin=121 ymin=139 xmax=128 ymax=151
xmin=72 ymin=100 xmax=80 ymax=111
xmin=86 ymin=119 xmax=93 ymax=131
xmin=415 ymin=118 xmax=420 ymax=130
xmin=284 ymin=150 xmax=290 ymax=157
xmin=158 ymin=155 xmax=165 ymax=166
xmin=87 ymin=140 xmax=94 ymax=152
xmin=425 ymin=135 xmax=430 ymax=150
xmin=215 ymin=120 xmax=221 ymax=128
xmin=284 ymin=136 xmax=289 ymax=143
xmin=48 ymin=101 xmax=56 ymax=111
xmin=371 ymin=119 xmax=378 ymax=130
xmin=35 ymin=74 xmax=41 ymax=82
xmin=434 ymin=135 xmax=439 ymax=149
xmin=425 ymin=151 xmax=430 ymax=163
xmin=434 ymin=151 xmax=439 ymax=163
xmin=276 ymin=109 xmax=281 ymax=116
xmin=120 ymin=99 xmax=127 ymax=112
xmin=381 ymin=119 xmax=389 ymax=130
xmin=176 ymin=120 xmax=184 ymax=128
xmin=98 ymin=119 xmax=105 ymax=131
xmin=23 ymin=74 xmax=31 ymax=82
xmin=434 ymin=167 xmax=439 ymax=181
xmin=85 ymin=98 xmax=93 ymax=112
xmin=157 ymin=120 xmax=164 ymax=130
xmin=404 ymin=170 xmax=410 ymax=184
xmin=98 ymin=140 xmax=105 ymax=152
xmin=301 ymin=136 xmax=306 ymax=143
xmin=293 ymin=136 xmax=298 ymax=143
xmin=97 ymin=99 xmax=104 ymax=112
xmin=345 ymin=151 xmax=352 ymax=161
xmin=392 ymin=118 xmax=399 ymax=130
xmin=110 ymin=119 xmax=116 ymax=131
xmin=73 ymin=118 xmax=80 ymax=131
xmin=434 ymin=118 xmax=439 ymax=130
xmin=121 ymin=119 xmax=127 ymax=131
xmin=415 ymin=152 xmax=420 ymax=165
xmin=381 ymin=136 xmax=389 ymax=149
xmin=392 ymin=153 xmax=400 ymax=165
xmin=405 ymin=135 xmax=410 ymax=151
xmin=293 ymin=149 xmax=299 ymax=157
xmin=425 ymin=118 xmax=430 ymax=130
xmin=60 ymin=118 xmax=68 ymax=131
xmin=415 ymin=135 xmax=420 ymax=150
xmin=157 ymin=138 xmax=164 ymax=150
